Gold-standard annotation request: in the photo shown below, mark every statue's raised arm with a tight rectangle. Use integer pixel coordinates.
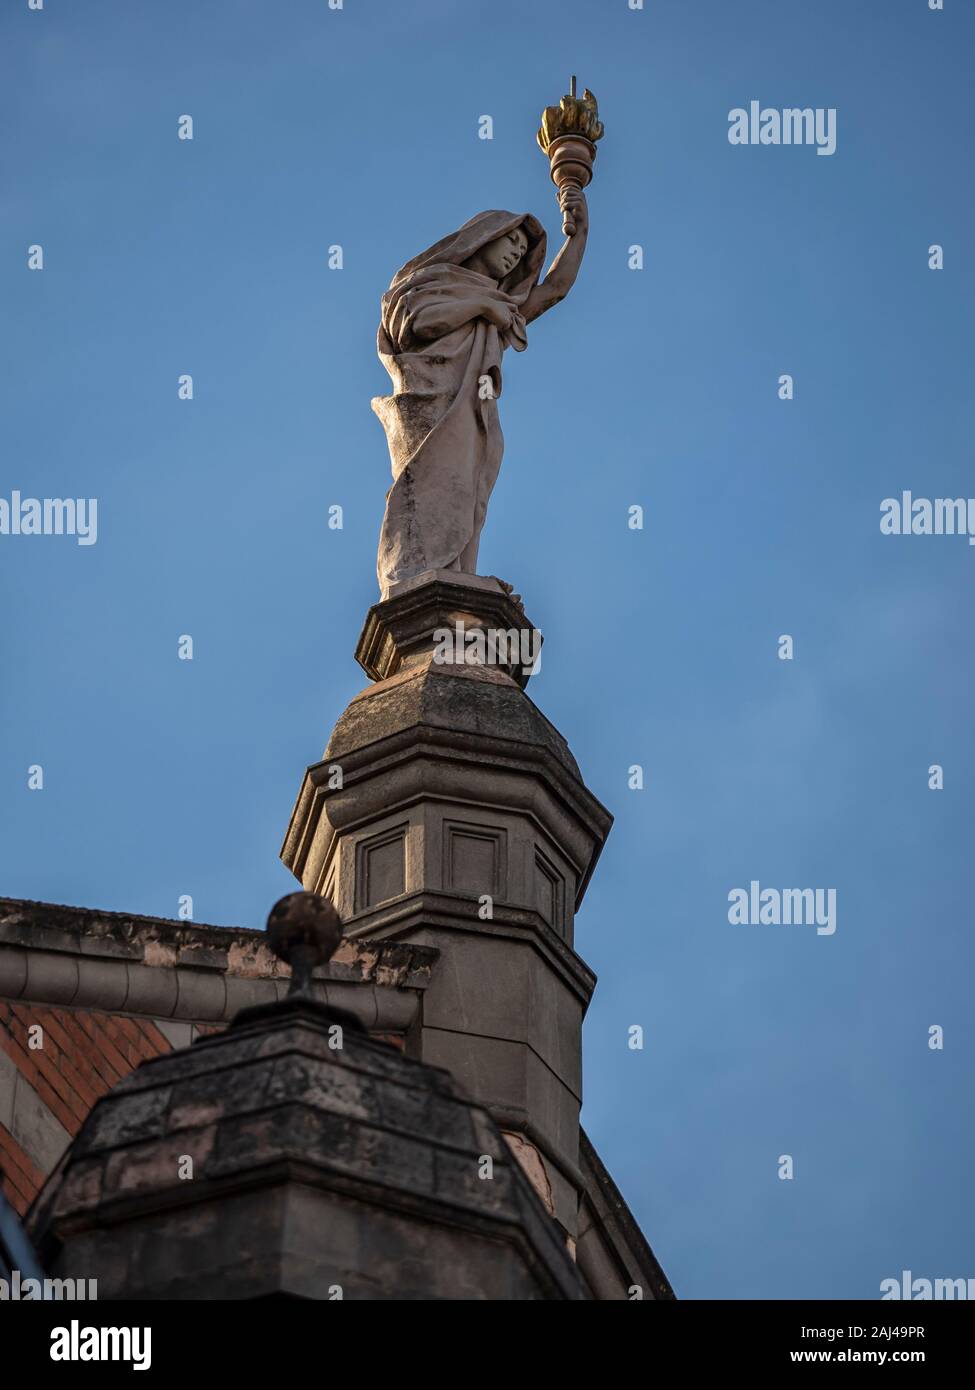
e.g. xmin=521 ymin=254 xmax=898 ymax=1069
xmin=521 ymin=187 xmax=589 ymax=325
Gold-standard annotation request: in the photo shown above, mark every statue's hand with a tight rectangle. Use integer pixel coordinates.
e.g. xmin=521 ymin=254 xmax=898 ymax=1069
xmin=481 ymin=299 xmax=517 ymax=331
xmin=560 ymin=186 xmax=589 ymax=236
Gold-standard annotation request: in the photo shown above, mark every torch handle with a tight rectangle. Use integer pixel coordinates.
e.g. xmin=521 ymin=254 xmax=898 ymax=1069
xmin=547 ymin=136 xmax=595 ymax=239
xmin=559 ymin=182 xmax=579 ymax=236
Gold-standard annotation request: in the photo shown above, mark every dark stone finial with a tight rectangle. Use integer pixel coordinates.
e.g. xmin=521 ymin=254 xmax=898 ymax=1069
xmin=266 ymin=892 xmax=343 ymax=997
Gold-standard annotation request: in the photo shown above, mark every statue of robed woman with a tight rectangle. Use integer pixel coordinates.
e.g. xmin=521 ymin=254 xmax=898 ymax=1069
xmin=372 ymin=191 xmax=589 ymax=596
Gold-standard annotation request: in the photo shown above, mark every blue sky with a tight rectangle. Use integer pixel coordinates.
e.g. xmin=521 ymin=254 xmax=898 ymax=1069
xmin=2 ymin=0 xmax=973 ymax=1298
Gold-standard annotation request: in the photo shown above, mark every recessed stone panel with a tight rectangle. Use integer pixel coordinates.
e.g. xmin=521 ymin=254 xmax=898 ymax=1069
xmin=443 ymin=821 xmax=506 ymax=900
xmin=356 ymin=826 xmax=407 ymax=911
xmin=534 ymin=850 xmax=564 ymax=935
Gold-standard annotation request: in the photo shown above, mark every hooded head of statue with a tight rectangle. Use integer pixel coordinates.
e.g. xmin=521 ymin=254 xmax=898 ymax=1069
xmin=377 ymin=211 xmax=547 ymax=361
xmin=388 ymin=210 xmax=547 ymax=302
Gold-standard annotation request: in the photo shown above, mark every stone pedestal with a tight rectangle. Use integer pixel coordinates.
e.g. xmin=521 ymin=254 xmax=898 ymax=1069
xmin=281 ymin=575 xmax=612 ymax=1237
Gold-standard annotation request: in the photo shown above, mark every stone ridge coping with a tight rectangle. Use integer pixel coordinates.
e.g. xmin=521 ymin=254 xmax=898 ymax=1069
xmin=0 ymin=897 xmax=439 ymax=1028
xmin=578 ymin=1127 xmax=676 ymax=1301
xmin=0 ymin=897 xmax=436 ymax=984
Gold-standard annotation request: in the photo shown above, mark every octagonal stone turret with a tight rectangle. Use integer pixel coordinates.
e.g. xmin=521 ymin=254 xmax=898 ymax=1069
xmin=281 ymin=575 xmax=612 ymax=1237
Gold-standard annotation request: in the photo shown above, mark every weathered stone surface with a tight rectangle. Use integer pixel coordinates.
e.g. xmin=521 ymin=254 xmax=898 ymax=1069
xmin=343 ymin=662 xmax=574 ymax=769
xmin=0 ymin=896 xmax=437 ymax=1035
xmin=28 ymin=992 xmax=587 ymax=1300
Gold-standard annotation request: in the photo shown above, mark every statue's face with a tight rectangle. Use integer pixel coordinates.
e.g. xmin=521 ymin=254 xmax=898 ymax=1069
xmin=466 ymin=226 xmax=529 ymax=282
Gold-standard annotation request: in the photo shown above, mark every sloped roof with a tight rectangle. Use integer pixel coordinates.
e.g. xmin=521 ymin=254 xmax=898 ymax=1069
xmin=577 ymin=1128 xmax=676 ymax=1300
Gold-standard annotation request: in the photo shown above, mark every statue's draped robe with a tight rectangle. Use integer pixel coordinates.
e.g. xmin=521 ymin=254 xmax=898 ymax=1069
xmin=372 ymin=211 xmax=546 ymax=595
